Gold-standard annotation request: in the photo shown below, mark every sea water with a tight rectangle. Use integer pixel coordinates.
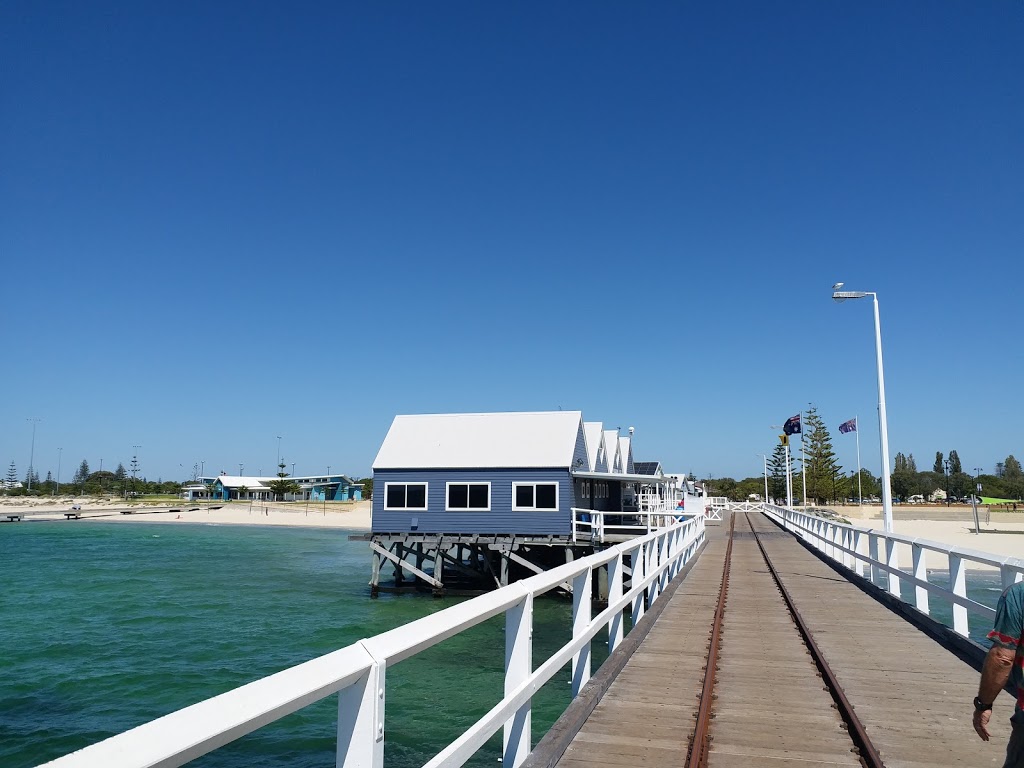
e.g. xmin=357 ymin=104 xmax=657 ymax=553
xmin=0 ymin=522 xmax=600 ymax=768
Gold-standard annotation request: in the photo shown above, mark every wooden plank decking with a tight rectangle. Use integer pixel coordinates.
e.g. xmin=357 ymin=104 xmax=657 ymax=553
xmin=542 ymin=512 xmax=1016 ymax=768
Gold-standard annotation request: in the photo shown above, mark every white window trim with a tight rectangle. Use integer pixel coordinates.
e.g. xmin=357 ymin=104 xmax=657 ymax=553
xmin=512 ymin=481 xmax=560 ymax=512
xmin=445 ymin=481 xmax=491 ymax=512
xmin=383 ymin=481 xmax=429 ymax=511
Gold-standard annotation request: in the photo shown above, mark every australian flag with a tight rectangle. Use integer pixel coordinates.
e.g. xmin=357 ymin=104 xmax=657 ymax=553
xmin=839 ymin=418 xmax=857 ymax=434
xmin=783 ymin=414 xmax=801 ymax=435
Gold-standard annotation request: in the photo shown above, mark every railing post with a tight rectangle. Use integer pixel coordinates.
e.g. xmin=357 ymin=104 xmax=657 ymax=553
xmin=631 ymin=545 xmax=645 ymax=626
xmin=659 ymin=531 xmax=671 ymax=593
xmin=1002 ymin=564 xmax=1024 ymax=589
xmin=336 ymin=654 xmax=385 ymax=768
xmin=948 ymin=554 xmax=969 ymax=637
xmin=504 ymin=593 xmax=533 ymax=768
xmin=571 ymin=567 xmax=592 ymax=698
xmin=869 ymin=534 xmax=881 ymax=586
xmin=886 ymin=536 xmax=901 ymax=597
xmin=646 ymin=539 xmax=660 ymax=605
xmin=853 ymin=529 xmax=866 ymax=577
xmin=912 ymin=543 xmax=929 ymax=615
xmin=608 ymin=552 xmax=624 ymax=653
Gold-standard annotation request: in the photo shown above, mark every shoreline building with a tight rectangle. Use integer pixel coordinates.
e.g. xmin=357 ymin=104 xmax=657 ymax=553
xmin=368 ymin=410 xmax=700 ymax=596
xmin=182 ymin=473 xmax=363 ymax=502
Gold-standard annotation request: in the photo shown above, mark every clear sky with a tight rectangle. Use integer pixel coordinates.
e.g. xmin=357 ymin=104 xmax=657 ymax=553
xmin=2 ymin=2 xmax=1021 ymax=485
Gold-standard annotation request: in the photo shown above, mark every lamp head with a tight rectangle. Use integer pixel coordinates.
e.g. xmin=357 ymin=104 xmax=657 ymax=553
xmin=832 ymin=290 xmax=869 ymax=302
xmin=832 ymin=282 xmax=844 ymax=290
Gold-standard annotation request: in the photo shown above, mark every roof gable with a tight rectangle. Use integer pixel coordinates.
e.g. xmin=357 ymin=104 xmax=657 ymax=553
xmin=583 ymin=422 xmax=603 ymax=471
xmin=373 ymin=411 xmax=585 ymax=470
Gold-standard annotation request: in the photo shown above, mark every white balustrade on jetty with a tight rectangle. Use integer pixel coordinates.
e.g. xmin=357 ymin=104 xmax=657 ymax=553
xmin=759 ymin=504 xmax=1024 ymax=638
xmin=42 ymin=515 xmax=705 ymax=768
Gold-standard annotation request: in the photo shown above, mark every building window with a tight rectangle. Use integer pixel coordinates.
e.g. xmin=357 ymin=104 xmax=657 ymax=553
xmin=513 ymin=482 xmax=559 ymax=511
xmin=446 ymin=482 xmax=490 ymax=511
xmin=384 ymin=482 xmax=428 ymax=511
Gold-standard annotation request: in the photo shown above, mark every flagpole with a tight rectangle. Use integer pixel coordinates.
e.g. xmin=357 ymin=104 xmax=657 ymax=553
xmin=785 ymin=444 xmax=793 ymax=507
xmin=801 ymin=410 xmax=807 ymax=508
xmin=855 ymin=416 xmax=862 ymax=505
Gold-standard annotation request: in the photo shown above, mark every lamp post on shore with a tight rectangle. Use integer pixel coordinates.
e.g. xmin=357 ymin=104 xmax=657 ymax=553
xmin=769 ymin=426 xmax=793 ymax=507
xmin=832 ymin=283 xmax=894 ymax=533
xmin=944 ymin=459 xmax=951 ymax=507
xmin=757 ymin=454 xmax=769 ymax=505
xmin=55 ymin=447 xmax=62 ymax=497
xmin=26 ymin=418 xmax=40 ymax=492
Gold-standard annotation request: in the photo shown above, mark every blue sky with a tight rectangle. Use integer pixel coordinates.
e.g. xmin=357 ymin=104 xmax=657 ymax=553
xmin=2 ymin=2 xmax=1021 ymax=485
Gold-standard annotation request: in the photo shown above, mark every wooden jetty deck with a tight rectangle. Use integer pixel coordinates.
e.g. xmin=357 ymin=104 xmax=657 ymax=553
xmin=532 ymin=511 xmax=1017 ymax=768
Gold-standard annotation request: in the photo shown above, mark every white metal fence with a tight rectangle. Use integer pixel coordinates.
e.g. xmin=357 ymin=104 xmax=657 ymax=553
xmin=43 ymin=516 xmax=706 ymax=768
xmin=760 ymin=504 xmax=1024 ymax=638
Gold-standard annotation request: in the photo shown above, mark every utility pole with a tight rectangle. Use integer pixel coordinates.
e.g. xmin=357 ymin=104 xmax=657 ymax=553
xmin=131 ymin=446 xmax=141 ymax=499
xmin=55 ymin=447 xmax=62 ymax=497
xmin=943 ymin=458 xmax=951 ymax=507
xmin=26 ymin=418 xmax=41 ymax=492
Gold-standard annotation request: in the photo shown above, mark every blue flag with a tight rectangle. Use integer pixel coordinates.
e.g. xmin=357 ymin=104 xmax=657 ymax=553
xmin=783 ymin=415 xmax=801 ymax=435
xmin=839 ymin=418 xmax=857 ymax=434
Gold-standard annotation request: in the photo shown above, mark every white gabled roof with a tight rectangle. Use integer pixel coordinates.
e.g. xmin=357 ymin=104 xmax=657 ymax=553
xmin=618 ymin=436 xmax=633 ymax=474
xmin=214 ymin=475 xmax=271 ymax=489
xmin=583 ymin=422 xmax=603 ymax=471
xmin=603 ymin=430 xmax=621 ymax=473
xmin=373 ymin=411 xmax=584 ymax=470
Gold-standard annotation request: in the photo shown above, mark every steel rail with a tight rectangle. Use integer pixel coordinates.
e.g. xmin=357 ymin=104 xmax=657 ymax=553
xmin=686 ymin=511 xmax=735 ymax=767
xmin=746 ymin=512 xmax=886 ymax=768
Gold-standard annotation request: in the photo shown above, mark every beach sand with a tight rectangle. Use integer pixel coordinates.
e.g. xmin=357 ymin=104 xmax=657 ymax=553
xmin=831 ymin=505 xmax=1024 ymax=569
xmin=0 ymin=497 xmax=372 ymax=530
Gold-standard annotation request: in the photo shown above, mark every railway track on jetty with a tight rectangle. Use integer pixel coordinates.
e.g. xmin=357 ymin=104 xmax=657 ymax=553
xmin=686 ymin=511 xmax=885 ymax=768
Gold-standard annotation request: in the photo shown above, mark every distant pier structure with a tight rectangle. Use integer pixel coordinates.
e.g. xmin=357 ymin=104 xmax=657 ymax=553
xmin=368 ymin=411 xmax=704 ymax=596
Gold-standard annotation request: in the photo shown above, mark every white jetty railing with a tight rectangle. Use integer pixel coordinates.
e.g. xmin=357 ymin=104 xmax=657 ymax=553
xmin=43 ymin=515 xmax=705 ymax=768
xmin=759 ymin=504 xmax=1024 ymax=638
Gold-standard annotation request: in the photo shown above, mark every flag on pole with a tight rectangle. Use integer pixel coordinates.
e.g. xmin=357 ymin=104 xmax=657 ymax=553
xmin=783 ymin=414 xmax=801 ymax=435
xmin=839 ymin=418 xmax=857 ymax=434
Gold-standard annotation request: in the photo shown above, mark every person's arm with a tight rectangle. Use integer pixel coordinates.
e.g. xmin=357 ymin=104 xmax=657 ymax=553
xmin=973 ymin=644 xmax=1016 ymax=741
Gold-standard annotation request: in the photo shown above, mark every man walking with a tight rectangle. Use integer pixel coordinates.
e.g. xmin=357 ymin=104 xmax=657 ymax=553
xmin=975 ymin=581 xmax=1024 ymax=767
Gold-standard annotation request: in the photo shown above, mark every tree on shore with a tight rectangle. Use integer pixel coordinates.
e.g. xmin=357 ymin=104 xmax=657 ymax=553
xmin=803 ymin=406 xmax=842 ymax=504
xmin=933 ymin=452 xmax=944 ymax=474
xmin=767 ymin=443 xmax=788 ymax=503
xmin=6 ymin=461 xmax=18 ymax=487
xmin=74 ymin=460 xmax=90 ymax=492
xmin=267 ymin=462 xmax=299 ymax=501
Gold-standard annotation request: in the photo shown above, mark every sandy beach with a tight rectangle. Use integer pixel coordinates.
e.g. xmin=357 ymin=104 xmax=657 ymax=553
xmin=0 ymin=497 xmax=372 ymax=530
xmin=2 ymin=498 xmax=1020 ymax=570
xmin=833 ymin=505 xmax=1024 ymax=569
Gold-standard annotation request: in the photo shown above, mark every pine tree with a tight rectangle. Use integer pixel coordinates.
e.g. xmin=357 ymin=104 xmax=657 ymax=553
xmin=6 ymin=461 xmax=18 ymax=487
xmin=114 ymin=463 xmax=126 ymax=480
xmin=767 ymin=443 xmax=789 ymax=503
xmin=947 ymin=450 xmax=962 ymax=475
xmin=933 ymin=452 xmax=944 ymax=474
xmin=267 ymin=461 xmax=299 ymax=501
xmin=802 ymin=406 xmax=842 ymax=504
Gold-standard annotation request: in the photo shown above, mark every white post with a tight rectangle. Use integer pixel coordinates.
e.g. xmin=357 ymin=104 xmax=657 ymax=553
xmin=607 ymin=553 xmax=624 ymax=653
xmin=886 ymin=537 xmax=901 ymax=597
xmin=948 ymin=554 xmax=969 ymax=637
xmin=912 ymin=544 xmax=929 ymax=614
xmin=800 ymin=420 xmax=807 ymax=508
xmin=854 ymin=529 xmax=867 ymax=577
xmin=855 ymin=416 xmax=862 ymax=505
xmin=869 ymin=534 xmax=881 ymax=585
xmin=631 ymin=544 xmax=646 ymax=626
xmin=571 ymin=568 xmax=592 ymax=697
xmin=762 ymin=454 xmax=769 ymax=506
xmin=336 ymin=658 xmax=385 ymax=768
xmin=872 ymin=294 xmax=894 ymax=533
xmin=785 ymin=444 xmax=793 ymax=507
xmin=504 ymin=594 xmax=533 ymax=767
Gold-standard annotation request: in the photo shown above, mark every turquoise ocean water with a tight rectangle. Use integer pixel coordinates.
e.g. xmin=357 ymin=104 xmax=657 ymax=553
xmin=0 ymin=521 xmax=1003 ymax=768
xmin=1 ymin=522 xmax=605 ymax=768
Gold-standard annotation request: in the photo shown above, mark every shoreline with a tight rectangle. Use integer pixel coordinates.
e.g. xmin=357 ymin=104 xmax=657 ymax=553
xmin=0 ymin=499 xmax=372 ymax=530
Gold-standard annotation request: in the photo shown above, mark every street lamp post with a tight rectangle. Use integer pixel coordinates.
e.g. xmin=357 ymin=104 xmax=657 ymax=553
xmin=276 ymin=436 xmax=282 ymax=467
xmin=26 ymin=418 xmax=40 ymax=492
xmin=55 ymin=447 xmax=62 ymax=497
xmin=757 ymin=454 xmax=769 ymax=505
xmin=769 ymin=426 xmax=793 ymax=507
xmin=944 ymin=459 xmax=951 ymax=507
xmin=832 ymin=283 xmax=894 ymax=533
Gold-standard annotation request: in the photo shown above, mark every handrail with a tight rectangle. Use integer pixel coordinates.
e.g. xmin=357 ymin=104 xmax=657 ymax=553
xmin=760 ymin=504 xmax=1024 ymax=638
xmin=43 ymin=515 xmax=705 ymax=768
